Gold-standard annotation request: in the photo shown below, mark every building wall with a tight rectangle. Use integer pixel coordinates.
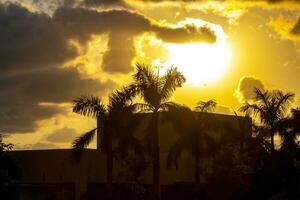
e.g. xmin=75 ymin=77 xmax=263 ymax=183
xmin=9 ymin=112 xmax=252 ymax=200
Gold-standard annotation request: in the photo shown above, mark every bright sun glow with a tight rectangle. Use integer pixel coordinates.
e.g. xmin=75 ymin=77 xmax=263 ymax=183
xmin=163 ymin=19 xmax=232 ymax=86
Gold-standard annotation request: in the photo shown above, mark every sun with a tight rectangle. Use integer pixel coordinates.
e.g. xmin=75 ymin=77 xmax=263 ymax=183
xmin=163 ymin=21 xmax=232 ymax=86
xmin=164 ymin=42 xmax=231 ymax=86
xmin=135 ymin=19 xmax=232 ymax=86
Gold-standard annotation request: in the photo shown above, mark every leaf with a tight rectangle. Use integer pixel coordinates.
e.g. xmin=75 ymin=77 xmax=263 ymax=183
xmin=73 ymin=95 xmax=106 ymax=118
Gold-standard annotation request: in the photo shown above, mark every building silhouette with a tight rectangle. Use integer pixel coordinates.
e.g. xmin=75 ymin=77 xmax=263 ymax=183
xmin=9 ymin=112 xmax=252 ymax=200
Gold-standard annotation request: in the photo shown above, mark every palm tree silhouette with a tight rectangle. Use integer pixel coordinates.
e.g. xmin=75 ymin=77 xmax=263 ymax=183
xmin=278 ymin=108 xmax=300 ymax=155
xmin=166 ymin=105 xmax=216 ymax=188
xmin=72 ymin=88 xmax=137 ymax=199
xmin=239 ymin=88 xmax=294 ymax=152
xmin=195 ymin=99 xmax=217 ymax=113
xmin=129 ymin=63 xmax=186 ymax=199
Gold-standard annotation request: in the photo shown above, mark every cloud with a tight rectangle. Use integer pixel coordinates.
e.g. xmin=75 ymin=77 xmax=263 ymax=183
xmin=134 ymin=35 xmax=170 ymax=64
xmin=45 ymin=127 xmax=78 ymax=143
xmin=13 ymin=141 xmax=61 ymax=150
xmin=83 ymin=0 xmax=124 ymax=7
xmin=267 ymin=15 xmax=300 ymax=42
xmin=291 ymin=17 xmax=300 ymax=34
xmin=0 ymin=67 xmax=114 ymax=133
xmin=31 ymin=142 xmax=60 ymax=150
xmin=0 ymin=3 xmax=77 ymax=74
xmin=52 ymin=6 xmax=216 ymax=72
xmin=0 ymin=3 xmax=216 ymax=73
xmin=0 ymin=103 xmax=64 ymax=134
xmin=234 ymin=76 xmax=265 ymax=103
xmin=154 ymin=23 xmax=215 ymax=44
xmin=0 ymin=3 xmax=216 ymax=133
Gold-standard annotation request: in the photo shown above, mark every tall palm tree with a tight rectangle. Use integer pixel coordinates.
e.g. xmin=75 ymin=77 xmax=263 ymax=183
xmin=239 ymin=88 xmax=295 ymax=152
xmin=130 ymin=63 xmax=186 ymax=199
xmin=195 ymin=99 xmax=217 ymax=112
xmin=72 ymin=87 xmax=137 ymax=199
xmin=166 ymin=105 xmax=216 ymax=187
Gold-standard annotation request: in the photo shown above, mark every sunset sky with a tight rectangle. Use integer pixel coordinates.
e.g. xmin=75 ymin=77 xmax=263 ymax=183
xmin=2 ymin=0 xmax=300 ymax=150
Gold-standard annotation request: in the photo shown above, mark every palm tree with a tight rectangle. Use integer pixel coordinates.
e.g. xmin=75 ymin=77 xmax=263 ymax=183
xmin=72 ymin=87 xmax=137 ymax=199
xmin=195 ymin=99 xmax=217 ymax=112
xmin=166 ymin=105 xmax=216 ymax=187
xmin=239 ymin=88 xmax=295 ymax=152
xmin=278 ymin=108 xmax=300 ymax=154
xmin=129 ymin=63 xmax=186 ymax=199
xmin=0 ymin=134 xmax=13 ymax=152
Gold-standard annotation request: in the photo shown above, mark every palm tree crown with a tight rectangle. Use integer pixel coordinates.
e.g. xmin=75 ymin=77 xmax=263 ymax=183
xmin=131 ymin=63 xmax=186 ymax=112
xmin=195 ymin=99 xmax=217 ymax=112
xmin=239 ymin=88 xmax=295 ymax=151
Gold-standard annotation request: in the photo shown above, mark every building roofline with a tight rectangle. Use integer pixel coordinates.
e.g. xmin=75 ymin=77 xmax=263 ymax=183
xmin=9 ymin=148 xmax=98 ymax=152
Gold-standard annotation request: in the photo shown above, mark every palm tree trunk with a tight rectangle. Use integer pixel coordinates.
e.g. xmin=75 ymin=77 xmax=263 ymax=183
xmin=152 ymin=112 xmax=160 ymax=200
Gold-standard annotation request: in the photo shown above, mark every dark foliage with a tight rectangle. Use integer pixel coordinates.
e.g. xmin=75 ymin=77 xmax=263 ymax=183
xmin=0 ymin=134 xmax=21 ymax=199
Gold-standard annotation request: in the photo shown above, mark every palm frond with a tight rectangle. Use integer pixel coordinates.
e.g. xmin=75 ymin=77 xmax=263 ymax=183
xmin=195 ymin=99 xmax=217 ymax=112
xmin=239 ymin=103 xmax=265 ymax=122
xmin=71 ymin=128 xmax=97 ymax=163
xmin=132 ymin=103 xmax=153 ymax=113
xmin=133 ymin=63 xmax=156 ymax=87
xmin=160 ymin=67 xmax=186 ymax=101
xmin=274 ymin=91 xmax=295 ymax=117
xmin=254 ymin=88 xmax=270 ymax=106
xmin=108 ymin=86 xmax=137 ymax=114
xmin=73 ymin=95 xmax=106 ymax=118
xmin=159 ymin=101 xmax=184 ymax=112
xmin=133 ymin=64 xmax=160 ymax=107
xmin=72 ymin=128 xmax=97 ymax=150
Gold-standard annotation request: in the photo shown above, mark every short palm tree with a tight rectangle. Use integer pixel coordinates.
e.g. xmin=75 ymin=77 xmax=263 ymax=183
xmin=129 ymin=63 xmax=186 ymax=199
xmin=239 ymin=88 xmax=295 ymax=152
xmin=72 ymin=87 xmax=138 ymax=199
xmin=195 ymin=99 xmax=217 ymax=112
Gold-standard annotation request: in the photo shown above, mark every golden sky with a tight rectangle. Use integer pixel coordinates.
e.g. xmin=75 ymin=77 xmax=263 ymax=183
xmin=2 ymin=0 xmax=300 ymax=149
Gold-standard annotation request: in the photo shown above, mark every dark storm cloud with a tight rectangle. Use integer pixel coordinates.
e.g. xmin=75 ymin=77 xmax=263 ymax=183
xmin=0 ymin=102 xmax=64 ymax=133
xmin=0 ymin=3 xmax=77 ymax=73
xmin=0 ymin=2 xmax=215 ymax=133
xmin=154 ymin=24 xmax=215 ymax=44
xmin=0 ymin=67 xmax=111 ymax=103
xmin=53 ymin=6 xmax=216 ymax=72
xmin=0 ymin=3 xmax=215 ymax=74
xmin=0 ymin=67 xmax=113 ymax=133
xmin=83 ymin=0 xmax=124 ymax=7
